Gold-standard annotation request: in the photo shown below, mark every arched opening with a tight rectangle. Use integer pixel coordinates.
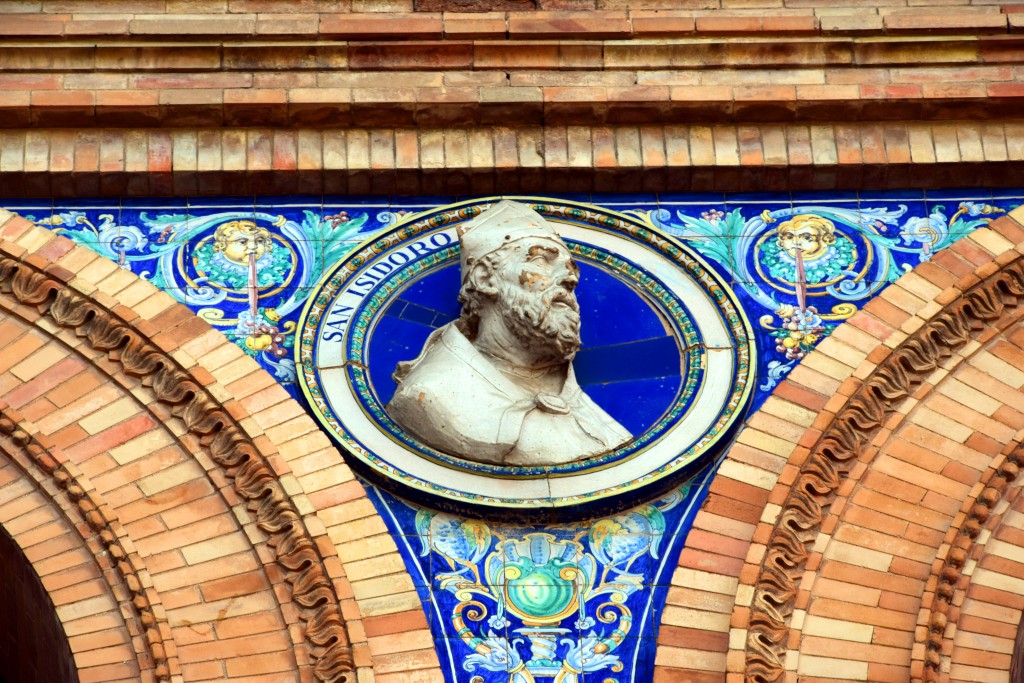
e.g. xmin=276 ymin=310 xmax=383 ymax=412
xmin=0 ymin=524 xmax=77 ymax=683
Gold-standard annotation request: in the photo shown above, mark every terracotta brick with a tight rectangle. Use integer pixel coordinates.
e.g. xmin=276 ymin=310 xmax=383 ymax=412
xmin=631 ymin=11 xmax=695 ymax=36
xmin=509 ymin=11 xmax=630 ymax=39
xmin=763 ymin=16 xmax=819 ymax=35
xmin=0 ymin=15 xmax=67 ymax=37
xmin=363 ymin=609 xmax=430 ymax=638
xmin=0 ymin=74 xmax=62 ymax=91
xmin=695 ymin=16 xmax=761 ymax=34
xmin=129 ymin=15 xmax=257 ymax=36
xmin=677 ymin=547 xmax=745 ymax=577
xmin=820 ymin=15 xmax=884 ymax=34
xmin=442 ymin=12 xmax=506 ymax=39
xmin=320 ymin=13 xmax=442 ymax=39
xmin=255 ymin=14 xmax=319 ymax=35
xmin=884 ymin=13 xmax=1006 ymax=34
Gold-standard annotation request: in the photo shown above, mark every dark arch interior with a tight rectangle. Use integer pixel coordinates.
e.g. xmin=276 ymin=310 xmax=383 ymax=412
xmin=0 ymin=524 xmax=78 ymax=683
xmin=1014 ymin=610 xmax=1024 ymax=683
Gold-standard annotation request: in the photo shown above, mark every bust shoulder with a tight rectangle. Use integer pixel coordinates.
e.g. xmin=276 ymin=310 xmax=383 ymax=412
xmin=386 ymin=325 xmax=518 ymax=463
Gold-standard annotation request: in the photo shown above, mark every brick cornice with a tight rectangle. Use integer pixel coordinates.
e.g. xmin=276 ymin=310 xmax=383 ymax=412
xmin=3 ymin=10 xmax=1024 ymax=131
xmin=2 ymin=9 xmax=1020 ymax=41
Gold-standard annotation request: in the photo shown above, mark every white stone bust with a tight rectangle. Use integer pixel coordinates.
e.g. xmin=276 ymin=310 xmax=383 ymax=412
xmin=386 ymin=200 xmax=631 ymax=467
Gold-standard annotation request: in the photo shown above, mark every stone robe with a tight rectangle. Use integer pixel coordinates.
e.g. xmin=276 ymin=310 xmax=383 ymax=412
xmin=386 ymin=323 xmax=631 ymax=466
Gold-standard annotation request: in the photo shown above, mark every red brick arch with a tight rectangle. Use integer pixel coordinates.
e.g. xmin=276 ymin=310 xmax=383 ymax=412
xmin=0 ymin=407 xmax=153 ymax=683
xmin=654 ymin=209 xmax=1024 ymax=683
xmin=0 ymin=210 xmax=441 ymax=682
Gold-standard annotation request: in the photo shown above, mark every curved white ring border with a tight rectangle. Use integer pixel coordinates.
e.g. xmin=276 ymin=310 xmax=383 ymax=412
xmin=307 ymin=217 xmax=746 ymax=508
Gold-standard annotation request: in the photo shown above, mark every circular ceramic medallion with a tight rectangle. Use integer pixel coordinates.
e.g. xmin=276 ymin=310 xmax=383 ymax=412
xmin=297 ymin=198 xmax=754 ymax=516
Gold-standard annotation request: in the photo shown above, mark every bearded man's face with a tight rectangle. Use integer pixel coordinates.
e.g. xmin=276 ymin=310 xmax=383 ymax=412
xmin=491 ymin=239 xmax=582 ymax=363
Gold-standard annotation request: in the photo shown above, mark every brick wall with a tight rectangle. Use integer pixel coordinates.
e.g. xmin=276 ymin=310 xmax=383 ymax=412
xmin=5 ymin=2 xmax=1024 ymax=682
xmin=6 ymin=186 xmax=1024 ymax=683
xmin=3 ymin=2 xmax=1024 ymax=194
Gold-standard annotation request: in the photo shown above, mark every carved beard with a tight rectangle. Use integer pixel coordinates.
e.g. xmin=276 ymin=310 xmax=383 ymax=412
xmin=496 ymin=280 xmax=582 ymax=363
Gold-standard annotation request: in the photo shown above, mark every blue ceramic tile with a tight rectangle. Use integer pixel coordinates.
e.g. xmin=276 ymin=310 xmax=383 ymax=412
xmin=857 ymin=188 xmax=925 ymax=202
xmin=322 ymin=194 xmax=391 ymax=207
xmin=578 ymin=264 xmax=668 ymax=346
xmin=390 ymin=195 xmax=457 ymax=208
xmin=790 ymin=189 xmax=858 ymax=203
xmin=925 ymin=187 xmax=994 ymax=202
xmin=2 ymin=200 xmax=52 ymax=213
xmin=582 ymin=376 xmax=681 ymax=436
xmin=30 ymin=190 xmax=1024 ymax=683
xmin=589 ymin=192 xmax=659 ymax=207
xmin=574 ymin=337 xmax=680 ymax=384
xmin=3 ymin=198 xmax=53 ymax=207
xmin=53 ymin=198 xmax=120 ymax=210
xmin=788 ymin=198 xmax=860 ymax=214
xmin=992 ymin=197 xmax=1024 ymax=214
xmin=726 ymin=191 xmax=792 ymax=205
xmin=654 ymin=196 xmax=734 ymax=282
xmin=395 ymin=299 xmax=450 ymax=328
xmin=255 ymin=194 xmax=322 ymax=208
xmin=657 ymin=191 xmax=726 ymax=205
xmin=926 ymin=192 xmax=1005 ymax=242
xmin=186 ymin=197 xmax=254 ymax=211
xmin=8 ymin=205 xmax=53 ymax=224
xmin=520 ymin=192 xmax=592 ymax=205
xmin=121 ymin=196 xmax=188 ymax=210
xmin=368 ymin=315 xmax=438 ymax=406
xmin=393 ymin=263 xmax=462 ymax=315
xmin=43 ymin=207 xmax=122 ymax=248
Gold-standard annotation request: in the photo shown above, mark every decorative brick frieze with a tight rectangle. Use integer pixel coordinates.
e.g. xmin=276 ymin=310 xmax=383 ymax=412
xmin=1 ymin=122 xmax=1023 ymax=197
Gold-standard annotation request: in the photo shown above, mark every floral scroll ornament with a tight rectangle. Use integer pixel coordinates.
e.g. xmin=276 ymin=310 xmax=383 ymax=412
xmin=35 ymin=207 xmax=385 ymax=382
xmin=648 ymin=200 xmax=1005 ymax=389
xmin=415 ymin=489 xmax=683 ymax=683
xmin=34 ymin=211 xmax=148 ymax=268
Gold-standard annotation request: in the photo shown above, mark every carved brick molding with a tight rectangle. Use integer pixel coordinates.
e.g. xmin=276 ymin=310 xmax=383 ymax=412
xmin=745 ymin=234 xmax=1024 ymax=682
xmin=1014 ymin=604 xmax=1024 ymax=683
xmin=0 ymin=403 xmax=174 ymax=682
xmin=3 ymin=14 xmax=1023 ymax=130
xmin=0 ymin=246 xmax=356 ymax=683
xmin=915 ymin=434 xmax=1024 ymax=683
